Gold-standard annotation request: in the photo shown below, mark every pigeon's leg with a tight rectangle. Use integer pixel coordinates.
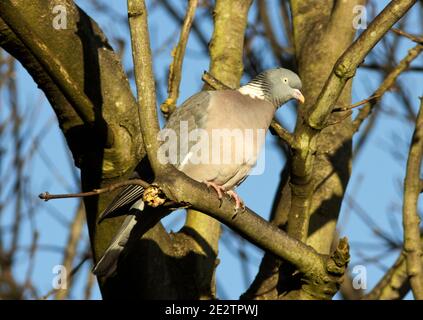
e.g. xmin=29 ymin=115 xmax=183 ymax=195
xmin=204 ymin=181 xmax=225 ymax=206
xmin=226 ymin=190 xmax=245 ymax=212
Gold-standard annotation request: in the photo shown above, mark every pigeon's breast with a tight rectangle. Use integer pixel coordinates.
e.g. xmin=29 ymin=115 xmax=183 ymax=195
xmin=175 ymin=90 xmax=275 ymax=189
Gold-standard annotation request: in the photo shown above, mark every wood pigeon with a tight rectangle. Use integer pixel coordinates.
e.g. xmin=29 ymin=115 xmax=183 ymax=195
xmin=93 ymin=68 xmax=304 ymax=277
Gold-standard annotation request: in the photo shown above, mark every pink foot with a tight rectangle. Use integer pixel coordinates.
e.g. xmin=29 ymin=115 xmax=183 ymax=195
xmin=204 ymin=181 xmax=226 ymax=201
xmin=226 ymin=190 xmax=245 ymax=211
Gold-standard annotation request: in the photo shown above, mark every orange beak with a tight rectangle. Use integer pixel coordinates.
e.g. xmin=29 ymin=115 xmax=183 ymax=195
xmin=293 ymin=89 xmax=305 ymax=104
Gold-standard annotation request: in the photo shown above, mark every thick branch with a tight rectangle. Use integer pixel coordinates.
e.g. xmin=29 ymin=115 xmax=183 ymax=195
xmin=127 ymin=0 xmax=163 ymax=174
xmin=402 ymin=97 xmax=423 ymax=299
xmin=156 ymin=170 xmax=330 ymax=280
xmin=205 ymin=0 xmax=253 ymax=89
xmin=39 ymin=172 xmax=341 ymax=287
xmin=184 ymin=0 xmax=253 ymax=298
xmin=0 ymin=1 xmax=148 ymax=274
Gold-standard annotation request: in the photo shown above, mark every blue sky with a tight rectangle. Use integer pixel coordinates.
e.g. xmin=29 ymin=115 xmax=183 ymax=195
xmin=1 ymin=0 xmax=422 ymax=299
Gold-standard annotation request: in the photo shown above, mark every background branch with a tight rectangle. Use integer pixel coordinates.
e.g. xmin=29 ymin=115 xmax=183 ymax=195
xmin=402 ymin=97 xmax=423 ymax=299
xmin=308 ymin=0 xmax=417 ymax=129
xmin=160 ymin=0 xmax=198 ymax=118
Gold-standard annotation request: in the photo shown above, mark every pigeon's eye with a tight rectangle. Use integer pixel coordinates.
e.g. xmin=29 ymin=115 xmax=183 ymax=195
xmin=282 ymin=77 xmax=288 ymax=84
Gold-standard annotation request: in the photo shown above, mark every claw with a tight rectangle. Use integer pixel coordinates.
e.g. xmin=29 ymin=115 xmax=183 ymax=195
xmin=226 ymin=190 xmax=245 ymax=213
xmin=203 ymin=182 xmax=246 ymax=213
xmin=204 ymin=181 xmax=226 ymax=206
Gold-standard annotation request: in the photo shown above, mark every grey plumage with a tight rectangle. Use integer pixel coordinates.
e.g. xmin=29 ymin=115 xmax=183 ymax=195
xmin=93 ymin=68 xmax=304 ymax=277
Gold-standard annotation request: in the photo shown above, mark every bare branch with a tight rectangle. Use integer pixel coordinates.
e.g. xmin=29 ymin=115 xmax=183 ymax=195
xmin=158 ymin=0 xmax=209 ymax=49
xmin=402 ymin=97 xmax=423 ymax=299
xmin=392 ymin=28 xmax=423 ymax=44
xmin=0 ymin=1 xmax=114 ymax=146
xmin=40 ymin=253 xmax=90 ymax=300
xmin=160 ymin=0 xmax=198 ymax=118
xmin=363 ymin=249 xmax=411 ymax=300
xmin=201 ymin=70 xmax=230 ymax=90
xmin=333 ymin=94 xmax=381 ymax=112
xmin=38 ymin=179 xmax=150 ymax=201
xmin=127 ymin=0 xmax=163 ymax=175
xmin=353 ymin=44 xmax=423 ymax=132
xmin=55 ymin=202 xmax=86 ymax=300
xmin=270 ymin=120 xmax=295 ymax=146
xmin=308 ymin=0 xmax=418 ymax=129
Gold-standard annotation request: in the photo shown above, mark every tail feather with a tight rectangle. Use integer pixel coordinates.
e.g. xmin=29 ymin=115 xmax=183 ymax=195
xmin=92 ymin=214 xmax=139 ymax=277
xmin=98 ymin=185 xmax=145 ymax=222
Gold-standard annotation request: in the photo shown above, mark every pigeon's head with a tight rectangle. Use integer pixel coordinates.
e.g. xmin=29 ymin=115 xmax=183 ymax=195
xmin=252 ymin=68 xmax=304 ymax=107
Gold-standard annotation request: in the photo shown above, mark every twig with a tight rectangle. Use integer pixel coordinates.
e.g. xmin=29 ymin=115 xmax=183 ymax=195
xmin=307 ymin=0 xmax=418 ymax=129
xmin=0 ymin=1 xmax=114 ymax=147
xmin=201 ymin=70 xmax=231 ymax=90
xmin=160 ymin=0 xmax=198 ymax=118
xmin=353 ymin=44 xmax=423 ymax=132
xmin=270 ymin=120 xmax=295 ymax=146
xmin=158 ymin=0 xmax=209 ymax=49
xmin=325 ymin=111 xmax=353 ymax=127
xmin=38 ymin=179 xmax=150 ymax=201
xmin=364 ymin=251 xmax=409 ymax=300
xmin=55 ymin=202 xmax=85 ymax=300
xmin=364 ymin=234 xmax=423 ymax=300
xmin=257 ymin=0 xmax=284 ymax=59
xmin=333 ymin=94 xmax=381 ymax=112
xmin=84 ymin=271 xmax=96 ymax=300
xmin=279 ymin=0 xmax=293 ymax=52
xmin=392 ymin=28 xmax=423 ymax=44
xmin=402 ymin=97 xmax=423 ymax=300
xmin=39 ymin=253 xmax=90 ymax=300
xmin=362 ymin=63 xmax=423 ymax=72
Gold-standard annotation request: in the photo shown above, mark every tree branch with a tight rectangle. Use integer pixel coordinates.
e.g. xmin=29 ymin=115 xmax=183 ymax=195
xmin=392 ymin=28 xmax=423 ymax=44
xmin=127 ymin=0 xmax=163 ymax=175
xmin=55 ymin=202 xmax=85 ymax=300
xmin=363 ymin=244 xmax=418 ymax=300
xmin=0 ymin=1 xmax=149 ymax=281
xmin=160 ymin=0 xmax=198 ymax=118
xmin=185 ymin=0 xmax=253 ymax=298
xmin=38 ymin=172 xmax=345 ymax=289
xmin=0 ymin=0 xmax=114 ymax=146
xmin=352 ymin=44 xmax=423 ymax=132
xmin=155 ymin=171 xmax=341 ymax=284
xmin=205 ymin=0 xmax=253 ymax=89
xmin=308 ymin=0 xmax=417 ymax=129
xmin=402 ymin=97 xmax=423 ymax=299
xmin=158 ymin=0 xmax=209 ymax=49
xmin=39 ymin=179 xmax=150 ymax=201
xmin=270 ymin=120 xmax=295 ymax=146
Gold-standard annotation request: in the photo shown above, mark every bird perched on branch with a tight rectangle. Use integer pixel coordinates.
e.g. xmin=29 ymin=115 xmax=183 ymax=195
xmin=93 ymin=67 xmax=304 ymax=277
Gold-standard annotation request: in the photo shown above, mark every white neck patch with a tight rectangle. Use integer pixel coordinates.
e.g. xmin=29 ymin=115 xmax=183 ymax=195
xmin=238 ymin=84 xmax=266 ymax=100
